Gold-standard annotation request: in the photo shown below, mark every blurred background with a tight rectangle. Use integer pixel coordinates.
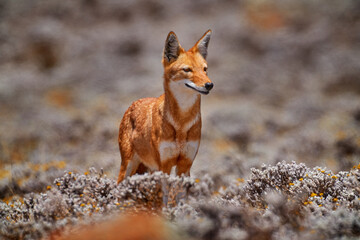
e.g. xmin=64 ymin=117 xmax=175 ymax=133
xmin=0 ymin=0 xmax=359 ymax=198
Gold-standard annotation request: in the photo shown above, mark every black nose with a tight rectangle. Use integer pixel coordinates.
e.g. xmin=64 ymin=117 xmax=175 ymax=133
xmin=205 ymin=82 xmax=214 ymax=91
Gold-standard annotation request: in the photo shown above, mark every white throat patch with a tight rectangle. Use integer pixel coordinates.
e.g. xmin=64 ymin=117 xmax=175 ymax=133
xmin=169 ymin=79 xmax=199 ymax=112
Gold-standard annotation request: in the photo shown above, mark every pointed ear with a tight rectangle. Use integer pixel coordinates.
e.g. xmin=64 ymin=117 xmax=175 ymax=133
xmin=163 ymin=31 xmax=181 ymax=63
xmin=195 ymin=29 xmax=212 ymax=59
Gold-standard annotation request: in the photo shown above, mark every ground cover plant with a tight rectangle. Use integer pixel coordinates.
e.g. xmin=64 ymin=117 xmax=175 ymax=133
xmin=1 ymin=161 xmax=360 ymax=239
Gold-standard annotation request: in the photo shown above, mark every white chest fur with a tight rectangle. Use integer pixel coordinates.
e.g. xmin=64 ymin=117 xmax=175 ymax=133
xmin=166 ymin=111 xmax=200 ymax=132
xmin=159 ymin=141 xmax=179 ymax=161
xmin=159 ymin=140 xmax=200 ymax=162
xmin=182 ymin=140 xmax=199 ymax=161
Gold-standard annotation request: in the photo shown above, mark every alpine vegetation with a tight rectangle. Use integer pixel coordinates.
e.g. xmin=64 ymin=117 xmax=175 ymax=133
xmin=1 ymin=161 xmax=360 ymax=240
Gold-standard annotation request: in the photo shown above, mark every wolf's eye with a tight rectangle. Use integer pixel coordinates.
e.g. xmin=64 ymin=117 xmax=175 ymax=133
xmin=182 ymin=67 xmax=192 ymax=73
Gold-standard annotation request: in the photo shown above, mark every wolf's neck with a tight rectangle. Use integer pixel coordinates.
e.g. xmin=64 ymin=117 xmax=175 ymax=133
xmin=163 ymin=79 xmax=201 ymax=128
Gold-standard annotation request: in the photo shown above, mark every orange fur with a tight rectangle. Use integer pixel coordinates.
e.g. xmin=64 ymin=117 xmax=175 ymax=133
xmin=117 ymin=30 xmax=213 ymax=183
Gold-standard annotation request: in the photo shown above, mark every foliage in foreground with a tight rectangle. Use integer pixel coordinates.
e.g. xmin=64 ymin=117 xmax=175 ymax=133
xmin=1 ymin=161 xmax=360 ymax=240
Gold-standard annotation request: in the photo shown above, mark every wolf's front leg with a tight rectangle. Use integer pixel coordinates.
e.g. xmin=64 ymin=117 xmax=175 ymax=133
xmin=176 ymin=157 xmax=192 ymax=177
